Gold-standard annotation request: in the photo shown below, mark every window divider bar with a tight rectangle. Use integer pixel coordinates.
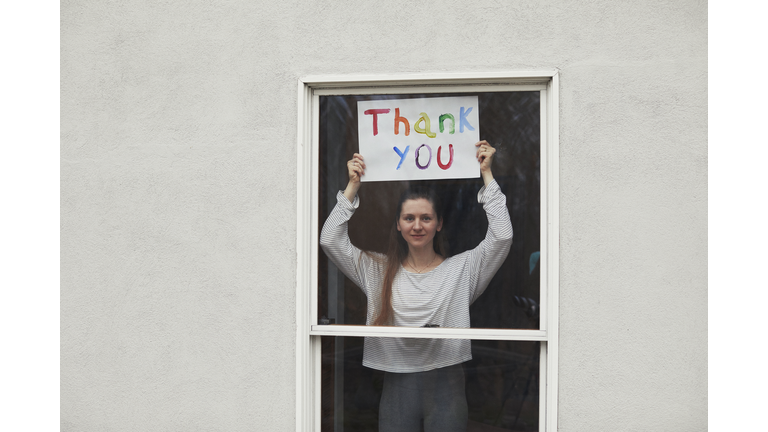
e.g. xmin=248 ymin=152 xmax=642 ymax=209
xmin=310 ymin=325 xmax=547 ymax=341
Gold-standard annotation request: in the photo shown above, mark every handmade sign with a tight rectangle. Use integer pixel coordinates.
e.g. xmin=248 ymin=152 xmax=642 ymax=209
xmin=357 ymin=96 xmax=480 ymax=182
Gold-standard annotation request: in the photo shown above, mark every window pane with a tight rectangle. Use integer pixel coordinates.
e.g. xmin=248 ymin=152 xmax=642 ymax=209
xmin=321 ymin=336 xmax=540 ymax=432
xmin=318 ymin=92 xmax=541 ymax=330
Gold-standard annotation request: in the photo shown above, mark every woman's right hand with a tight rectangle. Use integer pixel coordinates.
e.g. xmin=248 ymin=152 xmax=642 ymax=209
xmin=347 ymin=153 xmax=366 ymax=183
xmin=343 ymin=153 xmax=366 ymax=203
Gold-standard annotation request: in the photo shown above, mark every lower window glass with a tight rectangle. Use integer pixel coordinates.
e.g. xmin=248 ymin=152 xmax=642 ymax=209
xmin=321 ymin=336 xmax=540 ymax=432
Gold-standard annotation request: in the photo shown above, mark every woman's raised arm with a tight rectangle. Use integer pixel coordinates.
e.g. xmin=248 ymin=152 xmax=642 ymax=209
xmin=468 ymin=141 xmax=513 ymax=303
xmin=319 ymin=153 xmax=377 ymax=295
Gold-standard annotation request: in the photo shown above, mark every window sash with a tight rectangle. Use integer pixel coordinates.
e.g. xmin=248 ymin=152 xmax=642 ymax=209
xmin=312 ymin=85 xmax=548 ymax=334
xmin=296 ymin=71 xmax=559 ymax=432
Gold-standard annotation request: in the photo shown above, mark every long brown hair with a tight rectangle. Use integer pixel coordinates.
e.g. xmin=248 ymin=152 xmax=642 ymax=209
xmin=372 ymin=187 xmax=447 ymax=326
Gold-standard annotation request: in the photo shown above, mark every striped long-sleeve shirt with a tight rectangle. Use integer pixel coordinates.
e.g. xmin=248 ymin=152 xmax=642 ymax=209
xmin=319 ymin=180 xmax=513 ymax=373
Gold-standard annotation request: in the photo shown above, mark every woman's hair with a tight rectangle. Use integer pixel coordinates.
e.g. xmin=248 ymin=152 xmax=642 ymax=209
xmin=372 ymin=186 xmax=447 ymax=326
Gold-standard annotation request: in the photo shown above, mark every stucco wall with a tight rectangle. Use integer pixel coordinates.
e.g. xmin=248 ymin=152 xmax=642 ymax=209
xmin=61 ymin=1 xmax=707 ymax=430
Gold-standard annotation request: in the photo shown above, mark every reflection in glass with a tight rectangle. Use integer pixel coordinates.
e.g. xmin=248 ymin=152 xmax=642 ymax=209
xmin=322 ymin=337 xmax=539 ymax=432
xmin=318 ymin=92 xmax=541 ymax=330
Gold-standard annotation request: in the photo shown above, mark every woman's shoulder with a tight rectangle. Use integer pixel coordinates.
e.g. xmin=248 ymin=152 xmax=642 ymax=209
xmin=442 ymin=251 xmax=472 ymax=266
xmin=360 ymin=250 xmax=388 ymax=268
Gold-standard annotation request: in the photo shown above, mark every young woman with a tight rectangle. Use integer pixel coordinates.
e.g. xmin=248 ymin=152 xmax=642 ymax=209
xmin=319 ymin=140 xmax=513 ymax=432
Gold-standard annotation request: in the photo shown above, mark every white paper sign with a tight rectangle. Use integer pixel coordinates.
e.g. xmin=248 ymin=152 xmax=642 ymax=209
xmin=357 ymin=96 xmax=480 ymax=182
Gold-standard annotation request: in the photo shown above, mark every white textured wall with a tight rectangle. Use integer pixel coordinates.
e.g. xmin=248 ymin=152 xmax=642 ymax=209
xmin=61 ymin=1 xmax=707 ymax=431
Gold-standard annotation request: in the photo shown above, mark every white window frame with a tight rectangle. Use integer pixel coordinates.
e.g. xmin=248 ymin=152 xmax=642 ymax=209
xmin=296 ymin=71 xmax=560 ymax=432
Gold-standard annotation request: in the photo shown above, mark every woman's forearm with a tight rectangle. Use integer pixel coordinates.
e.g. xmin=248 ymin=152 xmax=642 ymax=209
xmin=481 ymin=169 xmax=494 ymax=187
xmin=343 ymin=180 xmax=360 ymax=203
xmin=344 ymin=153 xmax=365 ymax=203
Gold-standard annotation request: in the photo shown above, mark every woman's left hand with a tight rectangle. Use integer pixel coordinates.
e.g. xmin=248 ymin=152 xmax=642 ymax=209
xmin=475 ymin=140 xmax=496 ymax=184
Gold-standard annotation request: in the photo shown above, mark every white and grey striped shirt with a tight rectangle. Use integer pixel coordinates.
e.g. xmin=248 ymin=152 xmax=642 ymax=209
xmin=320 ymin=180 xmax=513 ymax=373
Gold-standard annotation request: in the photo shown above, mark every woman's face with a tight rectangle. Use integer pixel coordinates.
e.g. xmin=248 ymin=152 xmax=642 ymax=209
xmin=396 ymin=198 xmax=443 ymax=251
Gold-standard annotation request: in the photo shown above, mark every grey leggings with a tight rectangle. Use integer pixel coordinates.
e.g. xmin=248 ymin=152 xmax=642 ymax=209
xmin=379 ymin=364 xmax=468 ymax=432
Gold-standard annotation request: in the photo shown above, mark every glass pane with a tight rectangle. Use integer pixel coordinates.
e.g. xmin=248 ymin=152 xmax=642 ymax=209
xmin=318 ymin=91 xmax=541 ymax=330
xmin=321 ymin=336 xmax=540 ymax=432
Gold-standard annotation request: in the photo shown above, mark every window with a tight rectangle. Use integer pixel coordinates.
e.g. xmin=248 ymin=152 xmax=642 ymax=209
xmin=297 ymin=72 xmax=559 ymax=432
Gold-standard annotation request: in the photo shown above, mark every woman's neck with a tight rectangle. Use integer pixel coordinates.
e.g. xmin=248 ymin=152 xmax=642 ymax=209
xmin=404 ymin=244 xmax=443 ymax=273
xmin=408 ymin=244 xmax=436 ymax=264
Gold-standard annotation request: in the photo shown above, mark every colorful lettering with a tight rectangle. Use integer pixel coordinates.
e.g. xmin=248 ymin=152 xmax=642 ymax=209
xmin=415 ymin=144 xmax=432 ymax=170
xmin=439 ymin=114 xmax=455 ymax=134
xmin=459 ymin=107 xmax=475 ymax=133
xmin=395 ymin=108 xmax=410 ymax=136
xmin=437 ymin=144 xmax=454 ymax=170
xmin=414 ymin=112 xmax=437 ymax=138
xmin=364 ymin=109 xmax=391 ymax=136
xmin=393 ymin=145 xmax=410 ymax=170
